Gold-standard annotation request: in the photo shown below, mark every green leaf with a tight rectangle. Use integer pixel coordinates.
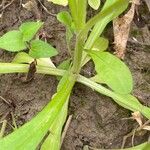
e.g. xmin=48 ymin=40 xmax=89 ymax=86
xmin=57 ymin=11 xmax=72 ymax=27
xmin=0 ymin=73 xmax=75 ymax=149
xmin=68 ymin=0 xmax=87 ymax=31
xmin=0 ymin=30 xmax=26 ymax=52
xmin=47 ymin=0 xmax=68 ymax=6
xmin=19 ymin=21 xmax=43 ymax=42
xmin=88 ymin=0 xmax=101 ymax=10
xmin=41 ymin=100 xmax=69 ymax=150
xmin=57 ymin=11 xmax=74 ymax=53
xmin=29 ymin=40 xmax=58 ymax=59
xmin=13 ymin=52 xmax=56 ymax=68
xmin=78 ymin=76 xmax=150 ymax=120
xmin=58 ymin=59 xmax=71 ymax=70
xmin=85 ymin=0 xmax=129 ymax=49
xmin=126 ymin=142 xmax=150 ymax=150
xmin=91 ymin=37 xmax=108 ymax=51
xmin=89 ymin=51 xmax=133 ymax=94
xmin=12 ymin=52 xmax=34 ymax=64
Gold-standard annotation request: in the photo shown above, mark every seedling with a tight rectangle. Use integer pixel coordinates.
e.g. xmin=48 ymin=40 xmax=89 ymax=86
xmin=0 ymin=0 xmax=150 ymax=149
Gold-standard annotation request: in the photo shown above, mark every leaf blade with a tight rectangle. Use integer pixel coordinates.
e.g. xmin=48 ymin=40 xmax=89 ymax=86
xmin=29 ymin=40 xmax=58 ymax=59
xmin=0 ymin=30 xmax=26 ymax=52
xmin=19 ymin=21 xmax=43 ymax=42
xmin=0 ymin=73 xmax=75 ymax=150
xmin=89 ymin=51 xmax=133 ymax=94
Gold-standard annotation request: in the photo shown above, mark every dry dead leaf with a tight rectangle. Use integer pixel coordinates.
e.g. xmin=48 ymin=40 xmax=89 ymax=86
xmin=113 ymin=0 xmax=140 ymax=59
xmin=143 ymin=125 xmax=150 ymax=131
xmin=131 ymin=111 xmax=143 ymax=127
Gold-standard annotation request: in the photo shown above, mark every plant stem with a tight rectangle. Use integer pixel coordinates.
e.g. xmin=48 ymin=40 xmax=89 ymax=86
xmin=1 ymin=63 xmax=150 ymax=120
xmin=78 ymin=75 xmax=150 ymax=120
xmin=68 ymin=0 xmax=87 ymax=74
xmin=71 ymin=36 xmax=84 ymax=74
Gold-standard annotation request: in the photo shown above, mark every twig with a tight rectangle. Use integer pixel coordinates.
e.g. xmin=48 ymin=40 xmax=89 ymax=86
xmin=0 ymin=120 xmax=7 ymax=138
xmin=37 ymin=0 xmax=56 ymax=17
xmin=121 ymin=120 xmax=150 ymax=148
xmin=0 ymin=0 xmax=16 ymax=12
xmin=61 ymin=115 xmax=72 ymax=146
xmin=0 ymin=96 xmax=11 ymax=106
xmin=11 ymin=112 xmax=17 ymax=130
xmin=131 ymin=129 xmax=136 ymax=147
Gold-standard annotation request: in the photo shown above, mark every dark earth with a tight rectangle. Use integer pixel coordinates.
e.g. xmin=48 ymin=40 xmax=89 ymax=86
xmin=0 ymin=0 xmax=150 ymax=149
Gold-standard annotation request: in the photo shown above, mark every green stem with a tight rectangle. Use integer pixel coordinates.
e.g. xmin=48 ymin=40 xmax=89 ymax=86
xmin=68 ymin=0 xmax=87 ymax=74
xmin=0 ymin=63 xmax=149 ymax=120
xmin=78 ymin=75 xmax=150 ymax=120
xmin=71 ymin=36 xmax=84 ymax=74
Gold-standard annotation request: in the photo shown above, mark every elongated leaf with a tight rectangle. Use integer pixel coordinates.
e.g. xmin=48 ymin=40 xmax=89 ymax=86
xmin=82 ymin=0 xmax=129 ymax=67
xmin=68 ymin=0 xmax=87 ymax=31
xmin=0 ymin=73 xmax=75 ymax=149
xmin=57 ymin=11 xmax=72 ymax=27
xmin=0 ymin=31 xmax=26 ymax=52
xmin=29 ymin=40 xmax=58 ymax=58
xmin=85 ymin=0 xmax=129 ymax=49
xmin=88 ymin=51 xmax=133 ymax=94
xmin=88 ymin=0 xmax=101 ymax=10
xmin=41 ymin=98 xmax=69 ymax=150
xmin=47 ymin=0 xmax=68 ymax=6
xmin=41 ymin=73 xmax=70 ymax=150
xmin=19 ymin=21 xmax=43 ymax=41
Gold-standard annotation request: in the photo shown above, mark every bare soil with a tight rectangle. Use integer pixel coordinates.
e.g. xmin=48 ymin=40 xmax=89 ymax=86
xmin=0 ymin=0 xmax=149 ymax=149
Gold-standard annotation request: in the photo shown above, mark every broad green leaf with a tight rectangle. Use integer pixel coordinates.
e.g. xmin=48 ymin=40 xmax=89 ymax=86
xmin=88 ymin=0 xmax=101 ymax=10
xmin=57 ymin=11 xmax=72 ymax=27
xmin=29 ymin=40 xmax=58 ymax=59
xmin=91 ymin=37 xmax=108 ymax=51
xmin=0 ymin=73 xmax=75 ymax=149
xmin=47 ymin=0 xmax=68 ymax=6
xmin=82 ymin=0 xmax=129 ymax=67
xmin=19 ymin=21 xmax=43 ymax=41
xmin=0 ymin=31 xmax=26 ymax=52
xmin=12 ymin=52 xmax=56 ymax=68
xmin=88 ymin=51 xmax=133 ymax=94
xmin=12 ymin=52 xmax=33 ymax=64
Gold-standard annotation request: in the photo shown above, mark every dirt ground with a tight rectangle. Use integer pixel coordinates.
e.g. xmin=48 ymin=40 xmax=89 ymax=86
xmin=0 ymin=0 xmax=150 ymax=149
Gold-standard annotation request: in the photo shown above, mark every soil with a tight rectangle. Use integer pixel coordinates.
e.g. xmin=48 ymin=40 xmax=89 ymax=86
xmin=0 ymin=0 xmax=150 ymax=150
